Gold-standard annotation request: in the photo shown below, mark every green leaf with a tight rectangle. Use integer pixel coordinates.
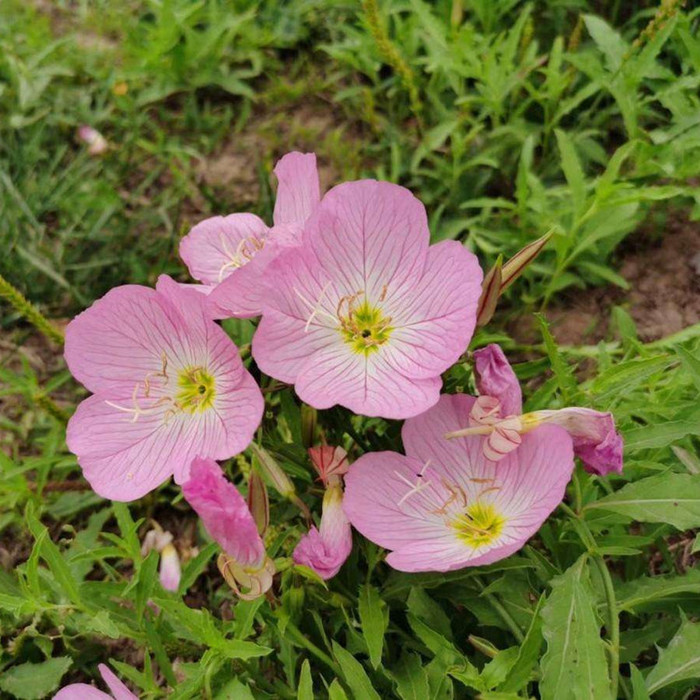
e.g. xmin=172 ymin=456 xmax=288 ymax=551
xmin=328 ymin=678 xmax=350 ymax=700
xmin=555 ymin=129 xmax=586 ymax=221
xmin=297 ymin=659 xmax=313 ymax=700
xmin=676 ymin=345 xmax=700 ymax=393
xmin=535 ymin=314 xmax=578 ymax=403
xmin=500 ymin=596 xmax=544 ymax=692
xmin=583 ymin=15 xmax=626 ymax=72
xmin=332 ymin=641 xmax=381 ymax=700
xmin=624 ymin=412 xmax=700 ymax=451
xmin=645 ymin=618 xmax=700 ymax=695
xmin=358 ymin=584 xmax=387 ymax=668
xmin=616 ymin=568 xmax=700 ymax=613
xmin=0 ymin=657 xmax=72 ymax=699
xmin=586 ymin=473 xmax=700 ymax=529
xmin=630 ymin=665 xmax=651 ymax=700
xmin=25 ymin=505 xmax=82 ymax=606
xmin=540 ymin=556 xmax=611 ymax=700
xmin=406 ymin=587 xmax=453 ymax=641
xmin=391 ymin=653 xmax=430 ymax=700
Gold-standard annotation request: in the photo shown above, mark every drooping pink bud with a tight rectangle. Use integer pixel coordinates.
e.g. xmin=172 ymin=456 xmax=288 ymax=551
xmin=141 ymin=527 xmax=181 ymax=592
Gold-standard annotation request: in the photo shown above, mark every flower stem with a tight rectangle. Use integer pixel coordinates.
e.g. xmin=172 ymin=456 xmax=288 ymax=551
xmin=0 ymin=273 xmax=64 ymax=345
xmin=283 ymin=620 xmax=341 ymax=675
xmin=473 ymin=575 xmax=525 ymax=643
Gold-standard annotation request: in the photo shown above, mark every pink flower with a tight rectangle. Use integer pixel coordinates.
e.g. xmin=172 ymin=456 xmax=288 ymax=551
xmin=308 ymin=445 xmax=349 ymax=486
xmin=54 ymin=663 xmax=137 ymax=700
xmin=182 ymin=457 xmax=275 ymax=600
xmin=293 ymin=479 xmax=352 ymax=580
xmin=448 ymin=344 xmax=623 ymax=475
xmin=252 ymin=180 xmax=483 ymax=419
xmin=179 ymin=152 xmax=320 ymax=318
xmin=343 ymin=394 xmax=574 ymax=572
xmin=141 ymin=528 xmax=181 ymax=592
xmin=64 ymin=275 xmax=264 ymax=501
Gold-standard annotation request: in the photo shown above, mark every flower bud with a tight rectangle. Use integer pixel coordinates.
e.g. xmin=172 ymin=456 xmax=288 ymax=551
xmin=500 ymin=230 xmax=553 ymax=293
xmin=476 ymin=256 xmax=502 ymax=327
xmin=159 ymin=542 xmax=182 ymax=592
xmin=247 ymin=469 xmax=269 ymax=536
xmin=77 ymin=125 xmax=108 ymax=155
xmin=300 ymin=404 xmax=317 ymax=448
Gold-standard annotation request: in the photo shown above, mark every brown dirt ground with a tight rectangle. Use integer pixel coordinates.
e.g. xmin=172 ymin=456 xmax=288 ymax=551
xmin=511 ymin=212 xmax=700 ymax=346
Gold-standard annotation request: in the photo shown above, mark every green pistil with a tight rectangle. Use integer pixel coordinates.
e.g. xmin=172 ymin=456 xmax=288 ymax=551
xmin=176 ymin=367 xmax=216 ymax=413
xmin=453 ymin=502 xmax=505 ymax=548
xmin=341 ymin=301 xmax=393 ymax=355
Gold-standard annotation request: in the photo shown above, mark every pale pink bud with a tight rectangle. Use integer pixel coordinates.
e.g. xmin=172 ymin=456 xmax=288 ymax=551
xmin=293 ymin=481 xmax=352 ymax=580
xmin=159 ymin=543 xmax=181 ymax=592
xmin=77 ymin=125 xmax=108 ymax=155
xmin=308 ymin=445 xmax=349 ymax=486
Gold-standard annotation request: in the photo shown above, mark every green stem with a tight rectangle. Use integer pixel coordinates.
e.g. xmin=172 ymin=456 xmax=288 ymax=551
xmin=284 ymin=620 xmax=341 ymax=675
xmin=593 ymin=555 xmax=620 ymax=699
xmin=0 ymin=273 xmax=64 ymax=345
xmin=474 ymin=575 xmax=525 ymax=643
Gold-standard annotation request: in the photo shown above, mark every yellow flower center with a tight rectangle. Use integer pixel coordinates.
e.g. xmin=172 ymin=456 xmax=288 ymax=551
xmin=339 ymin=297 xmax=393 ymax=354
xmin=452 ymin=502 xmax=505 ymax=548
xmin=176 ymin=367 xmax=216 ymax=413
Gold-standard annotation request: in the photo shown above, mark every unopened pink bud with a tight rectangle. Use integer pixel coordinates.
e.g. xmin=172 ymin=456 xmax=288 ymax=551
xmin=77 ymin=125 xmax=108 ymax=155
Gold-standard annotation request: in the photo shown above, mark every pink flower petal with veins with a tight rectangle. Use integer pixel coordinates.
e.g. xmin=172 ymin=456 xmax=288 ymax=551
xmin=343 ymin=394 xmax=574 ymax=572
xmin=64 ymin=276 xmax=263 ymax=501
xmin=180 ymin=151 xmax=320 ymax=318
xmin=473 ymin=344 xmax=522 ymax=416
xmin=54 ymin=664 xmax=137 ymax=700
xmin=252 ymin=180 xmax=483 ymax=419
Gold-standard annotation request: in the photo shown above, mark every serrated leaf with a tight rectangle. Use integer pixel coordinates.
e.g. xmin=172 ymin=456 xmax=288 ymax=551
xmin=332 ymin=641 xmax=381 ymax=700
xmin=645 ymin=619 xmax=700 ymax=694
xmin=616 ymin=568 xmax=700 ymax=613
xmin=540 ymin=556 xmax=611 ymax=700
xmin=586 ymin=473 xmax=700 ymax=529
xmin=583 ymin=15 xmax=626 ymax=72
xmin=391 ymin=653 xmax=430 ymax=700
xmin=0 ymin=657 xmax=72 ymax=699
xmin=358 ymin=584 xmax=387 ymax=668
xmin=536 ymin=314 xmax=578 ymax=403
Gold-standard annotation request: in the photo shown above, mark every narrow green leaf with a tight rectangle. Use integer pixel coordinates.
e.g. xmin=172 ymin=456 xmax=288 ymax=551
xmin=540 ymin=556 xmax=611 ymax=700
xmin=500 ymin=596 xmax=544 ymax=692
xmin=583 ymin=15 xmax=626 ymax=72
xmin=676 ymin=345 xmax=700 ymax=393
xmin=0 ymin=657 xmax=72 ymax=699
xmin=358 ymin=584 xmax=387 ymax=668
xmin=332 ymin=641 xmax=381 ymax=700
xmin=25 ymin=505 xmax=82 ymax=605
xmin=406 ymin=587 xmax=453 ymax=641
xmin=645 ymin=619 xmax=700 ymax=694
xmin=586 ymin=473 xmax=700 ymax=529
xmin=616 ymin=568 xmax=700 ymax=613
xmin=535 ymin=314 xmax=578 ymax=403
xmin=328 ymin=678 xmax=350 ymax=700
xmin=629 ymin=665 xmax=651 ymax=700
xmin=297 ymin=659 xmax=313 ymax=700
xmin=555 ymin=129 xmax=586 ymax=221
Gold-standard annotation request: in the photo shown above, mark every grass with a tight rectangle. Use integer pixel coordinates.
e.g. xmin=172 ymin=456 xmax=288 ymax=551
xmin=1 ymin=0 xmax=700 ymax=698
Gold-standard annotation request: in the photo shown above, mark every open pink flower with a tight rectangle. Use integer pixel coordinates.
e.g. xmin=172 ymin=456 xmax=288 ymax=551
xmin=252 ymin=180 xmax=483 ymax=419
xmin=180 ymin=152 xmax=320 ymax=318
xmin=294 ymin=478 xmax=352 ymax=580
xmin=64 ymin=275 xmax=263 ymax=501
xmin=343 ymin=394 xmax=574 ymax=572
xmin=182 ymin=457 xmax=275 ymax=600
xmin=54 ymin=663 xmax=136 ymax=700
xmin=449 ymin=344 xmax=624 ymax=475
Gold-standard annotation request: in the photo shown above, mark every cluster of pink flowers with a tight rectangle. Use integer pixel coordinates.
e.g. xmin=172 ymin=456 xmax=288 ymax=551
xmin=63 ymin=151 xmax=623 ymax=604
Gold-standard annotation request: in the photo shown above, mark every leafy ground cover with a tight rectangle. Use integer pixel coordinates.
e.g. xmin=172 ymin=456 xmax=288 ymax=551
xmin=1 ymin=0 xmax=700 ymax=698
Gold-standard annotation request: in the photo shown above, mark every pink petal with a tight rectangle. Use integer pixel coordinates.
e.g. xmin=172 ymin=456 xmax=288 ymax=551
xmin=272 ymin=152 xmax=320 ymax=226
xmin=382 ymin=240 xmax=482 ymax=379
xmin=306 ymin=180 xmax=430 ymax=302
xmin=345 ymin=395 xmax=576 ymax=572
xmin=98 ymin=664 xmax=138 ymax=700
xmin=182 ymin=457 xmax=265 ymax=568
xmin=206 ymin=236 xmax=290 ymax=319
xmin=295 ymin=343 xmax=442 ymax=419
xmin=54 ymin=686 xmax=112 ymax=700
xmin=179 ymin=214 xmax=269 ymax=287
xmin=66 ymin=395 xmax=181 ymax=501
xmin=64 ymin=284 xmax=184 ymax=395
xmin=472 ymin=344 xmax=522 ymax=416
xmin=343 ymin=451 xmax=452 ymax=552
